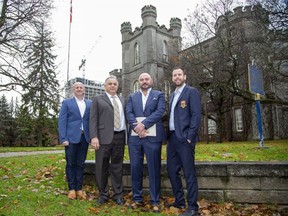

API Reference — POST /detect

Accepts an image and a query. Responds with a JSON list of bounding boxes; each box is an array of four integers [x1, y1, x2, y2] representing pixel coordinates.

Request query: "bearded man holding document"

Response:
[[126, 72, 166, 213]]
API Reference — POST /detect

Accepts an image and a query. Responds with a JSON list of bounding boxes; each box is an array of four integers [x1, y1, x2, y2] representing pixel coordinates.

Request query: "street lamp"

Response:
[[200, 81, 211, 144]]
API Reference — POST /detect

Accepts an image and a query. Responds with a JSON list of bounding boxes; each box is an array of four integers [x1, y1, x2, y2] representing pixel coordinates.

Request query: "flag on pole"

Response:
[[70, 0, 72, 23]]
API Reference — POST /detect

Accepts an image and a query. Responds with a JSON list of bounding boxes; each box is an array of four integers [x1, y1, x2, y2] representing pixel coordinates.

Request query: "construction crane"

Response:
[[79, 35, 102, 80]]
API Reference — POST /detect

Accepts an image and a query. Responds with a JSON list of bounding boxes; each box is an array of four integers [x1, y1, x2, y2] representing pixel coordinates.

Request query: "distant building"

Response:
[[110, 4, 288, 141], [65, 77, 104, 100]]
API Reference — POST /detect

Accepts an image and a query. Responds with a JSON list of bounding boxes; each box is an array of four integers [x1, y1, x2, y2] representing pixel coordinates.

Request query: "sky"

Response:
[[52, 0, 203, 86]]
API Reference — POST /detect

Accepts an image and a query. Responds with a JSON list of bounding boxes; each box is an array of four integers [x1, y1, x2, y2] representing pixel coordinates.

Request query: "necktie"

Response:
[[112, 96, 121, 129]]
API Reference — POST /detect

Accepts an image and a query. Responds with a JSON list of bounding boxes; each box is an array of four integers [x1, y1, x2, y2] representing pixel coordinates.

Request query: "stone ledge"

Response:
[[84, 160, 288, 204]]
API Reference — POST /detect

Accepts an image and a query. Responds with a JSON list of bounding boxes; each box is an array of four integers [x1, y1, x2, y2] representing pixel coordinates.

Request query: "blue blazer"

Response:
[[58, 97, 92, 144], [169, 85, 202, 142], [126, 89, 166, 143]]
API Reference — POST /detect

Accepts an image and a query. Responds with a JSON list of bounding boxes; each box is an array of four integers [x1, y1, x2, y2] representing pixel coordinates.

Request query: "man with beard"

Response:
[[126, 73, 166, 213], [166, 67, 202, 216]]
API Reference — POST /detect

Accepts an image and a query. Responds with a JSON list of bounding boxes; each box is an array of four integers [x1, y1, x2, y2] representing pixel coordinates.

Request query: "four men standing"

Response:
[[58, 68, 201, 215]]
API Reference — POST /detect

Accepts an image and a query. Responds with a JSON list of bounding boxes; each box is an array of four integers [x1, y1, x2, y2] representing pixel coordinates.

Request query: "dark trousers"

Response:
[[95, 131, 125, 200], [128, 140, 162, 205], [65, 134, 89, 191], [166, 132, 199, 211]]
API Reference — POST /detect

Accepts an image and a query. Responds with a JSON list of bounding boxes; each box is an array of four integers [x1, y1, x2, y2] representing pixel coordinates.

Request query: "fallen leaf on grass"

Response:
[[88, 207, 100, 214], [0, 165, 10, 172]]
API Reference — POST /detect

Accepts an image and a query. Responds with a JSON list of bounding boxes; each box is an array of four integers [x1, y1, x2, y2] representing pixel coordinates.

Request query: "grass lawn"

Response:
[[0, 140, 287, 215]]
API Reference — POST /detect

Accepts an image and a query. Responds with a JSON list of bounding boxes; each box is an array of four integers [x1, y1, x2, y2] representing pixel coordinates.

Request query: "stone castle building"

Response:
[[110, 5, 288, 141]]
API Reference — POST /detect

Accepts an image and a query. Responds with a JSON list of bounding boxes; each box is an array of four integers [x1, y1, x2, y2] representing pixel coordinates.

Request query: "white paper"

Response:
[[131, 117, 156, 136]]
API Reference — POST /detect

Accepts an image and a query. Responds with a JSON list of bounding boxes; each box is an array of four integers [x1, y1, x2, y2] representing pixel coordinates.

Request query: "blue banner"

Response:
[[249, 65, 265, 95]]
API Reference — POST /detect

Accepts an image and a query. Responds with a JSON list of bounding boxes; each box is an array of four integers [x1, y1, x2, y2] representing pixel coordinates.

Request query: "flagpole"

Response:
[[66, 0, 72, 82]]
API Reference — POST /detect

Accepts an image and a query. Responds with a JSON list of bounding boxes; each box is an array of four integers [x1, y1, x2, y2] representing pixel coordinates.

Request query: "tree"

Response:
[[0, 0, 53, 93], [19, 21, 60, 147], [0, 94, 13, 146], [179, 0, 288, 141]]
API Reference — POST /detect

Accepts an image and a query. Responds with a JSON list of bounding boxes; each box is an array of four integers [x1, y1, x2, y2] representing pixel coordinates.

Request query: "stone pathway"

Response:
[[0, 150, 65, 158]]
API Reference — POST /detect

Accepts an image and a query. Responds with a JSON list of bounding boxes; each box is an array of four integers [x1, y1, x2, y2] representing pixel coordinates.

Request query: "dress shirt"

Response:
[[106, 92, 126, 131], [169, 84, 186, 131], [75, 97, 86, 130], [140, 88, 151, 111]]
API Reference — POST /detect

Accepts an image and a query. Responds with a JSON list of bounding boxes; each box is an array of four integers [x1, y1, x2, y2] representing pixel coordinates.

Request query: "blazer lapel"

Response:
[[103, 93, 113, 108], [72, 97, 81, 117], [143, 91, 154, 112], [136, 92, 144, 111], [176, 85, 188, 104], [83, 99, 89, 117]]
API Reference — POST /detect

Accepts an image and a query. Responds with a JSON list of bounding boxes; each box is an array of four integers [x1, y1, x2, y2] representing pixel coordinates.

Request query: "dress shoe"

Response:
[[151, 204, 160, 213], [67, 190, 76, 200], [165, 202, 185, 209], [97, 197, 108, 205], [76, 190, 86, 200], [179, 209, 199, 216], [114, 198, 124, 205], [128, 201, 143, 209]]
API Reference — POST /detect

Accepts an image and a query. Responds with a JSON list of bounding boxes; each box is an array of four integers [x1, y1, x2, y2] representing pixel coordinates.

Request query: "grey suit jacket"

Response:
[[89, 93, 125, 144]]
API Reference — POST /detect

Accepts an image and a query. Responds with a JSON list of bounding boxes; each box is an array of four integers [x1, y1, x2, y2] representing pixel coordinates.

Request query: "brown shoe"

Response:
[[76, 190, 86, 200], [128, 201, 143, 209], [152, 205, 160, 213], [68, 190, 76, 199]]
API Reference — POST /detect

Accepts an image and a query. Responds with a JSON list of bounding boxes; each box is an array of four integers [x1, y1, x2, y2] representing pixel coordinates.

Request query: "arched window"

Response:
[[235, 108, 243, 132], [133, 81, 139, 92], [163, 41, 168, 62], [134, 43, 140, 65]]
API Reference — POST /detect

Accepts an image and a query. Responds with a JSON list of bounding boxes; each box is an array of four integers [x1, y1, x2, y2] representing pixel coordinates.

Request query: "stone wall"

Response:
[[84, 161, 288, 204]]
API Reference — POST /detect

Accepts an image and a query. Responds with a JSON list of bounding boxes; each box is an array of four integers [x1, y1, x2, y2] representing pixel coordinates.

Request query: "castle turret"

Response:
[[141, 5, 157, 27], [170, 18, 182, 38], [120, 22, 132, 42], [170, 18, 182, 51]]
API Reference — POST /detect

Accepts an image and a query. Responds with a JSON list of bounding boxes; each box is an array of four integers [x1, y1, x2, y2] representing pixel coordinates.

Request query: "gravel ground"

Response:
[[0, 150, 65, 158]]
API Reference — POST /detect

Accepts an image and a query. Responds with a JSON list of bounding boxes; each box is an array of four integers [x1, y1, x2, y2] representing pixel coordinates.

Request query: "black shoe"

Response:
[[114, 198, 124, 205], [165, 202, 186, 209], [97, 197, 108, 205], [179, 209, 199, 216]]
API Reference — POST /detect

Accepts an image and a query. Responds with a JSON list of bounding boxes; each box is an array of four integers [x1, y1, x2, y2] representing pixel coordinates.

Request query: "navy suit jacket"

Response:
[[169, 85, 202, 142], [126, 89, 166, 143], [58, 97, 92, 144]]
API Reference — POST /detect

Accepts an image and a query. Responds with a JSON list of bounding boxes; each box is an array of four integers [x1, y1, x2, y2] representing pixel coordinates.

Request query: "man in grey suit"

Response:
[[89, 75, 126, 206]]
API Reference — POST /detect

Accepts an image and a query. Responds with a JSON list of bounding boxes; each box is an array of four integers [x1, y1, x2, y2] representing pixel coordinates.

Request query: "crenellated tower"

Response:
[[116, 5, 182, 99]]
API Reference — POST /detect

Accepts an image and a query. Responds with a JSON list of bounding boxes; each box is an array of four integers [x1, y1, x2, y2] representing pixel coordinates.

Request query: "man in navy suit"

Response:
[[166, 68, 202, 216], [126, 73, 166, 213], [58, 82, 92, 200]]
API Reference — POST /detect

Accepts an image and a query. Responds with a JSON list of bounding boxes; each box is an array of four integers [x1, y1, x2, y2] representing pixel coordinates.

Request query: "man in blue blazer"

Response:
[[166, 68, 202, 216], [58, 82, 92, 200], [126, 73, 166, 213]]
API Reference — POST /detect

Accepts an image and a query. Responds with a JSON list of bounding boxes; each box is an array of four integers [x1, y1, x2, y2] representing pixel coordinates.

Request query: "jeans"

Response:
[[65, 134, 89, 191]]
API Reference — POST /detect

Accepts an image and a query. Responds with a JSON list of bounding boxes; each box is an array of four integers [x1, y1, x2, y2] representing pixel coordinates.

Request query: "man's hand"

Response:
[[62, 141, 69, 146], [138, 130, 148, 138], [91, 137, 100, 150], [133, 122, 145, 134]]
